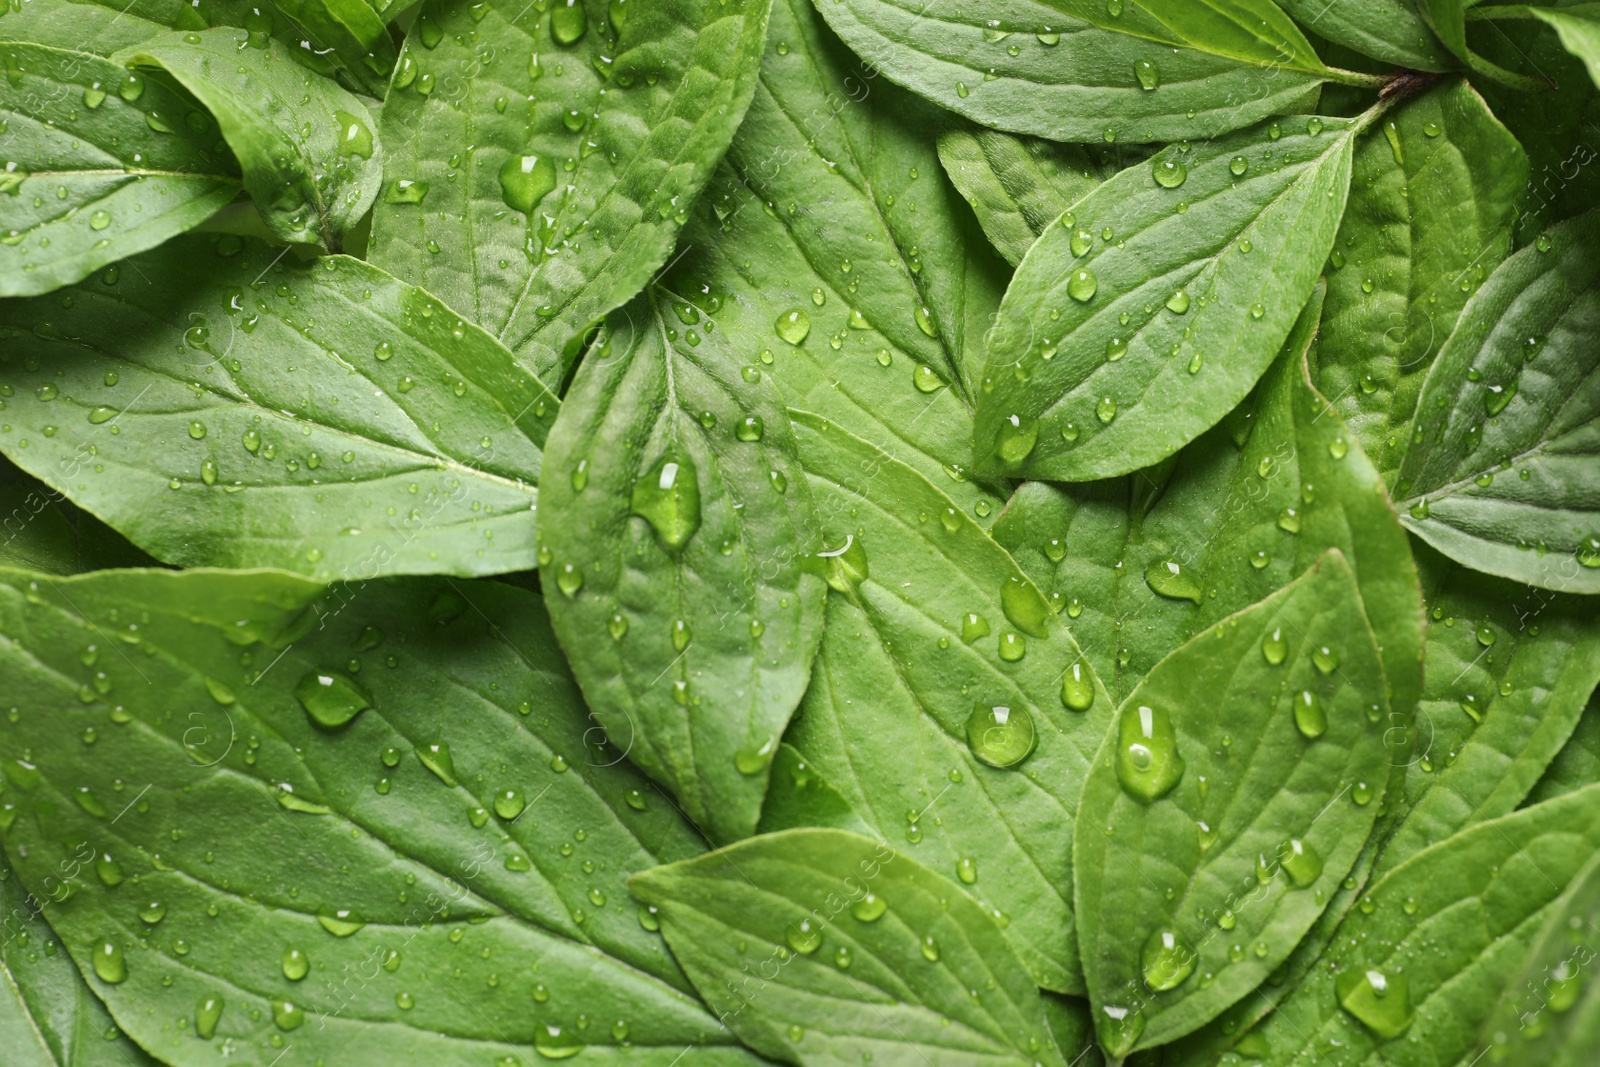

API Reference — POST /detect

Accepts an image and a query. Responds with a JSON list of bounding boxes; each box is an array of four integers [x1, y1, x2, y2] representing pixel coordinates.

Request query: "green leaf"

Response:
[[1393, 206, 1600, 593], [0, 0, 189, 54], [663, 0, 1009, 513], [115, 29, 381, 251], [1417, 0, 1549, 88], [974, 111, 1369, 480], [1277, 0, 1453, 70], [1530, 4, 1600, 90], [990, 288, 1425, 719], [0, 235, 558, 580], [630, 827, 1069, 1067], [1073, 550, 1395, 1054], [0, 566, 762, 1066], [775, 410, 1113, 993], [811, 0, 1341, 144], [537, 289, 826, 845], [0, 849, 164, 1067], [1233, 783, 1600, 1064], [266, 0, 397, 95], [368, 0, 770, 383], [1528, 692, 1600, 805], [936, 124, 1128, 266], [0, 43, 240, 298], [0, 458, 155, 575], [1315, 78, 1528, 486], [1476, 849, 1600, 1064]]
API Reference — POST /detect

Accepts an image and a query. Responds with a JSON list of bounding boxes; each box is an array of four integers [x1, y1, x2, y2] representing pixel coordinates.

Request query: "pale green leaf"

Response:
[[0, 235, 558, 580], [630, 828, 1068, 1067], [369, 0, 770, 383], [537, 288, 826, 844]]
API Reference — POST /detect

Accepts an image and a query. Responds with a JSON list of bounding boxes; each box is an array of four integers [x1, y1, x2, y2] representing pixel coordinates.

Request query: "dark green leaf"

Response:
[[662, 0, 1010, 513], [812, 0, 1348, 144], [1417, 0, 1549, 88], [1528, 692, 1600, 805], [990, 289, 1425, 718], [369, 0, 770, 383], [1235, 783, 1600, 1065], [1393, 206, 1600, 593], [0, 43, 240, 298], [116, 29, 381, 251], [537, 288, 826, 845], [0, 457, 155, 575], [0, 566, 761, 1065], [936, 125, 1126, 266], [1476, 849, 1600, 1065], [1315, 77, 1528, 486], [267, 0, 397, 95], [1277, 0, 1452, 70], [0, 235, 557, 580], [775, 410, 1113, 993], [1530, 4, 1600, 89], [974, 111, 1371, 480], [630, 827, 1068, 1066], [1074, 550, 1395, 1054]]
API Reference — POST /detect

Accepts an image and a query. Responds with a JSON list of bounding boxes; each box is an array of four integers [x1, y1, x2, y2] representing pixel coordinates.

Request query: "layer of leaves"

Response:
[[1531, 4, 1600, 90], [369, 0, 770, 383], [1277, 0, 1452, 70], [0, 566, 761, 1065], [116, 29, 382, 251], [0, 459, 153, 575], [1315, 77, 1528, 485], [811, 0, 1334, 144], [1075, 551, 1394, 1054], [975, 111, 1366, 480], [1393, 206, 1600, 593], [0, 43, 240, 297], [764, 411, 1111, 993], [1529, 693, 1600, 805], [538, 287, 826, 844], [0, 235, 558, 580], [630, 828, 1069, 1066], [663, 0, 1009, 516]]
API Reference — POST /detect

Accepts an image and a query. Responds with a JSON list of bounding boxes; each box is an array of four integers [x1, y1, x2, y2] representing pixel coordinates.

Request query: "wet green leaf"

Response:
[[0, 566, 762, 1066], [368, 0, 770, 383], [975, 111, 1371, 481], [538, 289, 826, 844], [1393, 206, 1600, 593], [812, 0, 1342, 144], [115, 28, 381, 251], [772, 410, 1112, 993], [1278, 0, 1452, 69], [1530, 4, 1600, 90], [1529, 692, 1600, 805], [1074, 550, 1394, 1054], [0, 43, 240, 298], [630, 828, 1069, 1066], [0, 235, 557, 580]]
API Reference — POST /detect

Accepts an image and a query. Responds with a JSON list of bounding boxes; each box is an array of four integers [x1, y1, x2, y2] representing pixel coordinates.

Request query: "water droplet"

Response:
[[281, 946, 309, 981], [139, 900, 166, 925], [1485, 380, 1517, 416], [735, 738, 775, 776], [1067, 269, 1098, 302], [1312, 645, 1339, 673], [1307, 117, 1324, 136], [92, 939, 127, 983], [188, 420, 208, 440], [96, 853, 124, 886], [416, 741, 456, 786], [851, 892, 887, 922], [814, 534, 868, 592], [317, 909, 363, 937], [295, 669, 370, 729], [1153, 159, 1186, 188], [383, 179, 429, 204], [1061, 661, 1095, 711], [1116, 703, 1185, 802], [914, 305, 938, 337], [919, 935, 940, 961], [1279, 838, 1322, 886], [333, 110, 373, 159], [195, 995, 223, 1040], [1069, 228, 1094, 257], [1145, 558, 1202, 603], [1141, 929, 1195, 991], [1261, 627, 1288, 665], [955, 857, 977, 884], [1292, 690, 1326, 739], [1166, 290, 1191, 314], [995, 414, 1038, 466], [736, 415, 765, 442], [913, 364, 945, 392], [1336, 967, 1412, 1038], [498, 154, 556, 215], [494, 789, 525, 820], [556, 563, 583, 598], [550, 0, 587, 44], [1133, 59, 1160, 90], [965, 703, 1037, 768], [1230, 155, 1249, 176], [1001, 576, 1050, 637], [785, 919, 822, 955], [631, 451, 701, 551], [1096, 396, 1118, 423], [960, 612, 990, 643], [772, 307, 811, 345]]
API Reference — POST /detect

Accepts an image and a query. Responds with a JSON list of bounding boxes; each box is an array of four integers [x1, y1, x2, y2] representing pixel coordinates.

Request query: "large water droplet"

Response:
[[1133, 59, 1160, 90], [965, 703, 1037, 768], [1061, 661, 1095, 711], [1292, 690, 1326, 739], [1262, 627, 1288, 665], [550, 0, 586, 44], [92, 939, 127, 983], [1141, 929, 1195, 991], [295, 669, 371, 729], [774, 308, 810, 345], [1336, 967, 1412, 1038], [1067, 269, 1098, 302], [195, 995, 224, 1039], [282, 946, 309, 981], [416, 741, 456, 786], [333, 110, 373, 159], [815, 534, 868, 593], [851, 892, 887, 922], [1145, 558, 1202, 603], [785, 918, 822, 955], [317, 909, 365, 937], [1153, 159, 1186, 188], [1000, 576, 1050, 638], [1279, 838, 1322, 887], [631, 451, 701, 551], [996, 414, 1038, 466], [498, 153, 556, 215], [1116, 703, 1185, 802]]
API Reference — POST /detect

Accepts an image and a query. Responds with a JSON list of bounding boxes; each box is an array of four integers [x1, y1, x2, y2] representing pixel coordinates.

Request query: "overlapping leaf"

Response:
[[0, 566, 761, 1066], [0, 43, 240, 297], [630, 828, 1068, 1067], [1529, 693, 1600, 805], [975, 110, 1371, 480], [0, 235, 558, 580], [1315, 77, 1528, 484], [1531, 4, 1600, 90], [1277, 0, 1452, 70], [1393, 206, 1600, 593], [0, 458, 153, 574], [811, 0, 1346, 144], [369, 0, 770, 383], [662, 0, 1010, 515], [114, 29, 381, 250], [1074, 551, 1395, 1055], [762, 411, 1112, 993], [538, 288, 826, 844]]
